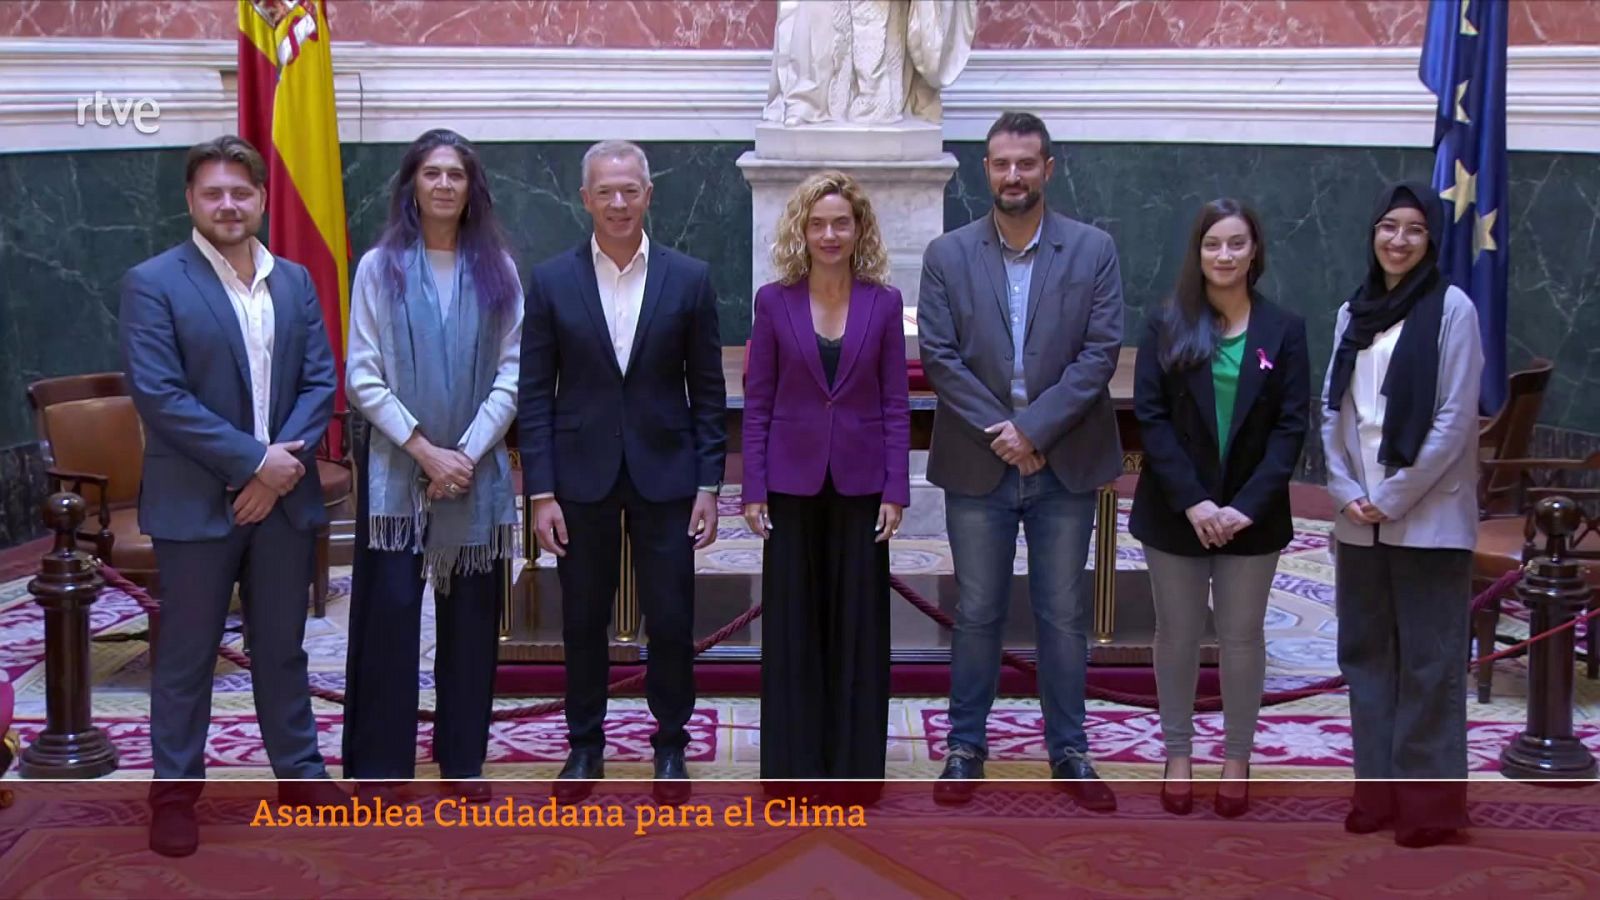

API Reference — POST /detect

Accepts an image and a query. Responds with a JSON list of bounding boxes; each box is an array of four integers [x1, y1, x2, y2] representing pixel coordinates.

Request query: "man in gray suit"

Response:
[[918, 112, 1123, 810], [119, 136, 344, 856]]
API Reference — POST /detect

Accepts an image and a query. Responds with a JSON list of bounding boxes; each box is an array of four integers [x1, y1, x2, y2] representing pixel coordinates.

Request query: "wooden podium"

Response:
[[499, 347, 1216, 666]]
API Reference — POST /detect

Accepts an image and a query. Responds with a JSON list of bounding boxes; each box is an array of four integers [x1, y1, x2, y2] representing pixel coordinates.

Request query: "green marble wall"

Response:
[[2, 140, 1597, 547]]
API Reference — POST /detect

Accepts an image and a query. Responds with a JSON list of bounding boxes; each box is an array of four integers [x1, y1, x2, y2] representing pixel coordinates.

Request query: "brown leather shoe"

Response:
[[148, 800, 198, 858]]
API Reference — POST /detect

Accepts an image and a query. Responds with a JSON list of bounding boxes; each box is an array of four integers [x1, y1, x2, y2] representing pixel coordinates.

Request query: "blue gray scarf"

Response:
[[365, 243, 517, 594]]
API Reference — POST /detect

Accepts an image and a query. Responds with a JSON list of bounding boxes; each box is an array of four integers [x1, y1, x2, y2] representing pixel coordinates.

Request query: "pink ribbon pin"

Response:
[[1257, 348, 1274, 371]]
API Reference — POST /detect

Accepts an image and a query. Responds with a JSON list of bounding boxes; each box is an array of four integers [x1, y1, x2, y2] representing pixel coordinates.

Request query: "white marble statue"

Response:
[[763, 0, 978, 127]]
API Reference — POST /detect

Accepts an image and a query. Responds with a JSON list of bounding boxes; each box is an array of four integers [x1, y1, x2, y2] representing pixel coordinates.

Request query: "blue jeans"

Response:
[[945, 467, 1097, 765]]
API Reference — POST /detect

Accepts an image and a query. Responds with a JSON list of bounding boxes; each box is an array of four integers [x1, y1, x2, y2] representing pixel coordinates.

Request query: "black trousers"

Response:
[[1336, 541, 1472, 831], [341, 550, 502, 780], [761, 480, 890, 779], [557, 463, 696, 753], [150, 508, 326, 792], [341, 434, 502, 780]]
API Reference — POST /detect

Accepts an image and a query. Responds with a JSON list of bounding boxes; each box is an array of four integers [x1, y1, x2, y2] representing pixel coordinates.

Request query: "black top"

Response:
[[817, 332, 843, 388], [1127, 297, 1312, 557]]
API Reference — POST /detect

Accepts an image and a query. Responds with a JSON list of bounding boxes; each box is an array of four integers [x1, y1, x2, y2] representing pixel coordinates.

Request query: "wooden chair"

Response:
[[27, 373, 345, 617], [312, 410, 354, 617], [1472, 452, 1600, 702], [1478, 358, 1554, 518], [26, 374, 158, 591]]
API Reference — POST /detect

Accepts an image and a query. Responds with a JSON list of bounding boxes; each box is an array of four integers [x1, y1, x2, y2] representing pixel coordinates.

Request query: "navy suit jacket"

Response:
[[118, 239, 336, 541], [517, 240, 727, 504]]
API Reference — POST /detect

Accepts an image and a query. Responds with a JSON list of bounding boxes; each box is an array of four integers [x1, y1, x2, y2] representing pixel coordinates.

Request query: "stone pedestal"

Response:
[[736, 121, 958, 312]]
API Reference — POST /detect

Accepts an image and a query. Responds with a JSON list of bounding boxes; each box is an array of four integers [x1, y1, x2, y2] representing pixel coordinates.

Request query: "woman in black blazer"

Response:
[[1129, 199, 1310, 818]]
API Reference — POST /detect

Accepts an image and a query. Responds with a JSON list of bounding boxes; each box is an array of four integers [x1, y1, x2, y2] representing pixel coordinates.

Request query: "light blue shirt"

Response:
[[995, 215, 1043, 411]]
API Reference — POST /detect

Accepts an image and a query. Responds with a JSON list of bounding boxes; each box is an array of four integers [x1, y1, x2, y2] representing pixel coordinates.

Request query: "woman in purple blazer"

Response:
[[742, 170, 911, 781]]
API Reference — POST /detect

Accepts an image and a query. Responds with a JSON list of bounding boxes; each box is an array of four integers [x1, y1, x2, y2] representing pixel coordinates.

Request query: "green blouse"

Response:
[[1213, 331, 1248, 455]]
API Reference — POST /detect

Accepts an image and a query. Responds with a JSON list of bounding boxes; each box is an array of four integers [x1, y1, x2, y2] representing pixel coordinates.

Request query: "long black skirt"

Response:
[[760, 479, 891, 780]]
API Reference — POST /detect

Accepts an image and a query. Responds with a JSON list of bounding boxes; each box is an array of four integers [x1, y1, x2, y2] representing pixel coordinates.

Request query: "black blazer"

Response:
[[1128, 296, 1310, 557], [517, 240, 727, 504]]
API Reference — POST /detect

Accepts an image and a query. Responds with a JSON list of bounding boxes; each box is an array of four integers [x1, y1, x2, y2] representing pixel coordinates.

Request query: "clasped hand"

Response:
[[1342, 498, 1389, 526], [1184, 500, 1254, 548], [406, 433, 475, 502], [986, 420, 1047, 475], [234, 440, 306, 525]]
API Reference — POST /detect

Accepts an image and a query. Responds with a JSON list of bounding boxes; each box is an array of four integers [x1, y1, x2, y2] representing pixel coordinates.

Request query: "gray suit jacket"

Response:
[[119, 239, 336, 542], [917, 210, 1125, 496], [1321, 285, 1483, 551]]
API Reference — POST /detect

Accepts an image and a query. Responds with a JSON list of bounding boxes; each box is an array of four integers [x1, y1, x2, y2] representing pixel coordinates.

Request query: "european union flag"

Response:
[[1421, 0, 1509, 414]]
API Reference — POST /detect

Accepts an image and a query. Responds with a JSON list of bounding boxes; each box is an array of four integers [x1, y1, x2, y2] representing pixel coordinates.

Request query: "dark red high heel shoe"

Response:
[[1214, 762, 1250, 818], [1160, 759, 1193, 816]]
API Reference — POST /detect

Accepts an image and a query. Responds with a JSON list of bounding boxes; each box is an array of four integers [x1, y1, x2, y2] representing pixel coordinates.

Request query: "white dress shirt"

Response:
[[192, 228, 275, 470], [345, 247, 524, 463], [592, 232, 650, 373], [1352, 320, 1405, 496]]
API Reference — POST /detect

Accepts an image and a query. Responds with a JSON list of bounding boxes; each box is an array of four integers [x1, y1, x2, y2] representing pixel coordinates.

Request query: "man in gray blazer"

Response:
[[918, 112, 1124, 810], [119, 136, 344, 857]]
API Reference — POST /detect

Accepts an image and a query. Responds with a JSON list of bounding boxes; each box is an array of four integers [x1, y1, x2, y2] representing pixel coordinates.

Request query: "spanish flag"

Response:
[[237, 0, 351, 417]]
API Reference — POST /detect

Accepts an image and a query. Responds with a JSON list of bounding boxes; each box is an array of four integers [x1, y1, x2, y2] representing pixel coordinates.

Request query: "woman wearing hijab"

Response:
[[1130, 198, 1309, 818], [343, 129, 523, 799], [1322, 181, 1483, 847]]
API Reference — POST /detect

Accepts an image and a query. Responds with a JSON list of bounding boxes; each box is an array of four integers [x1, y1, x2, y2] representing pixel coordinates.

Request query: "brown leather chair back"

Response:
[[41, 396, 145, 506], [27, 373, 131, 468]]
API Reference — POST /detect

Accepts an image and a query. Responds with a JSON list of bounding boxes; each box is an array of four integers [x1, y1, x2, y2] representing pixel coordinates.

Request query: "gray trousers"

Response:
[[150, 507, 327, 785], [1335, 542, 1471, 828], [1144, 545, 1279, 760]]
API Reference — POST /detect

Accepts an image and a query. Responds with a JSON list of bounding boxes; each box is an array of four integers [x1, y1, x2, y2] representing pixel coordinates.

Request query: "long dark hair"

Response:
[[374, 128, 517, 318], [1156, 198, 1267, 371]]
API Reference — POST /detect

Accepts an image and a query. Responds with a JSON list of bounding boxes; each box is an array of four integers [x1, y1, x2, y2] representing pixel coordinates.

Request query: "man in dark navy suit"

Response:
[[518, 140, 726, 805], [119, 136, 344, 856]]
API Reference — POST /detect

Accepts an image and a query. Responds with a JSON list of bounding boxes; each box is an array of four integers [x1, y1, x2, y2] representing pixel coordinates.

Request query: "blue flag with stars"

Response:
[[1421, 0, 1508, 414]]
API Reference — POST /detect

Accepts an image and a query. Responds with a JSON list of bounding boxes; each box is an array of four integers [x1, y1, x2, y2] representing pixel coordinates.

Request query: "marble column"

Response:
[[736, 121, 957, 313], [736, 121, 957, 533]]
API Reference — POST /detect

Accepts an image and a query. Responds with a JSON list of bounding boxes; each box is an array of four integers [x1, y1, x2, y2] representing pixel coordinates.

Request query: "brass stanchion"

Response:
[[614, 511, 641, 643], [1500, 497, 1598, 780], [19, 492, 118, 779], [1091, 485, 1117, 645]]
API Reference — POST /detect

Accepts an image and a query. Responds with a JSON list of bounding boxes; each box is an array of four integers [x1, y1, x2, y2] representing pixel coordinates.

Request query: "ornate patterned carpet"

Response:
[[3, 497, 1597, 780]]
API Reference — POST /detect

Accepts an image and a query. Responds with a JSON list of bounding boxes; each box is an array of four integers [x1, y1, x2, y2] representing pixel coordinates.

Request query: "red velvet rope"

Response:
[[91, 558, 1561, 722]]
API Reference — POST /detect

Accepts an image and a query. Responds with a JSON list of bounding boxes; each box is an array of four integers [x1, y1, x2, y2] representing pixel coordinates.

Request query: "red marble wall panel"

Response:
[[973, 0, 1600, 49], [4, 0, 1594, 47], [1, 0, 775, 47]]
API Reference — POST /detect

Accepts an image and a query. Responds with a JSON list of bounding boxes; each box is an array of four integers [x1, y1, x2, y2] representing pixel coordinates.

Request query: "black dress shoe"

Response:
[[149, 800, 199, 858], [1051, 754, 1117, 813], [443, 780, 493, 804], [552, 750, 604, 804], [278, 778, 349, 807], [355, 781, 414, 805], [652, 750, 691, 806], [1396, 827, 1462, 849], [1344, 807, 1394, 835], [932, 752, 984, 806]]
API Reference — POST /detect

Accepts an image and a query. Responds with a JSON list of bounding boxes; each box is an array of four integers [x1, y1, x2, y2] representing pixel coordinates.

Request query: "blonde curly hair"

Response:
[[770, 170, 890, 286]]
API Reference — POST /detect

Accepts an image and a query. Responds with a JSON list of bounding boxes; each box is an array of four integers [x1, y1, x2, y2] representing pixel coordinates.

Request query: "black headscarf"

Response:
[[1325, 181, 1448, 469]]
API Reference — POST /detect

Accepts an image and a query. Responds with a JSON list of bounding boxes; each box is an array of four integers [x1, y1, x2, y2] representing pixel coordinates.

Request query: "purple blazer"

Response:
[[742, 278, 911, 507]]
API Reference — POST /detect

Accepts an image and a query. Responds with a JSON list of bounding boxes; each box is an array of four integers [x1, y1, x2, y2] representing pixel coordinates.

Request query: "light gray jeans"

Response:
[[1143, 545, 1279, 761]]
